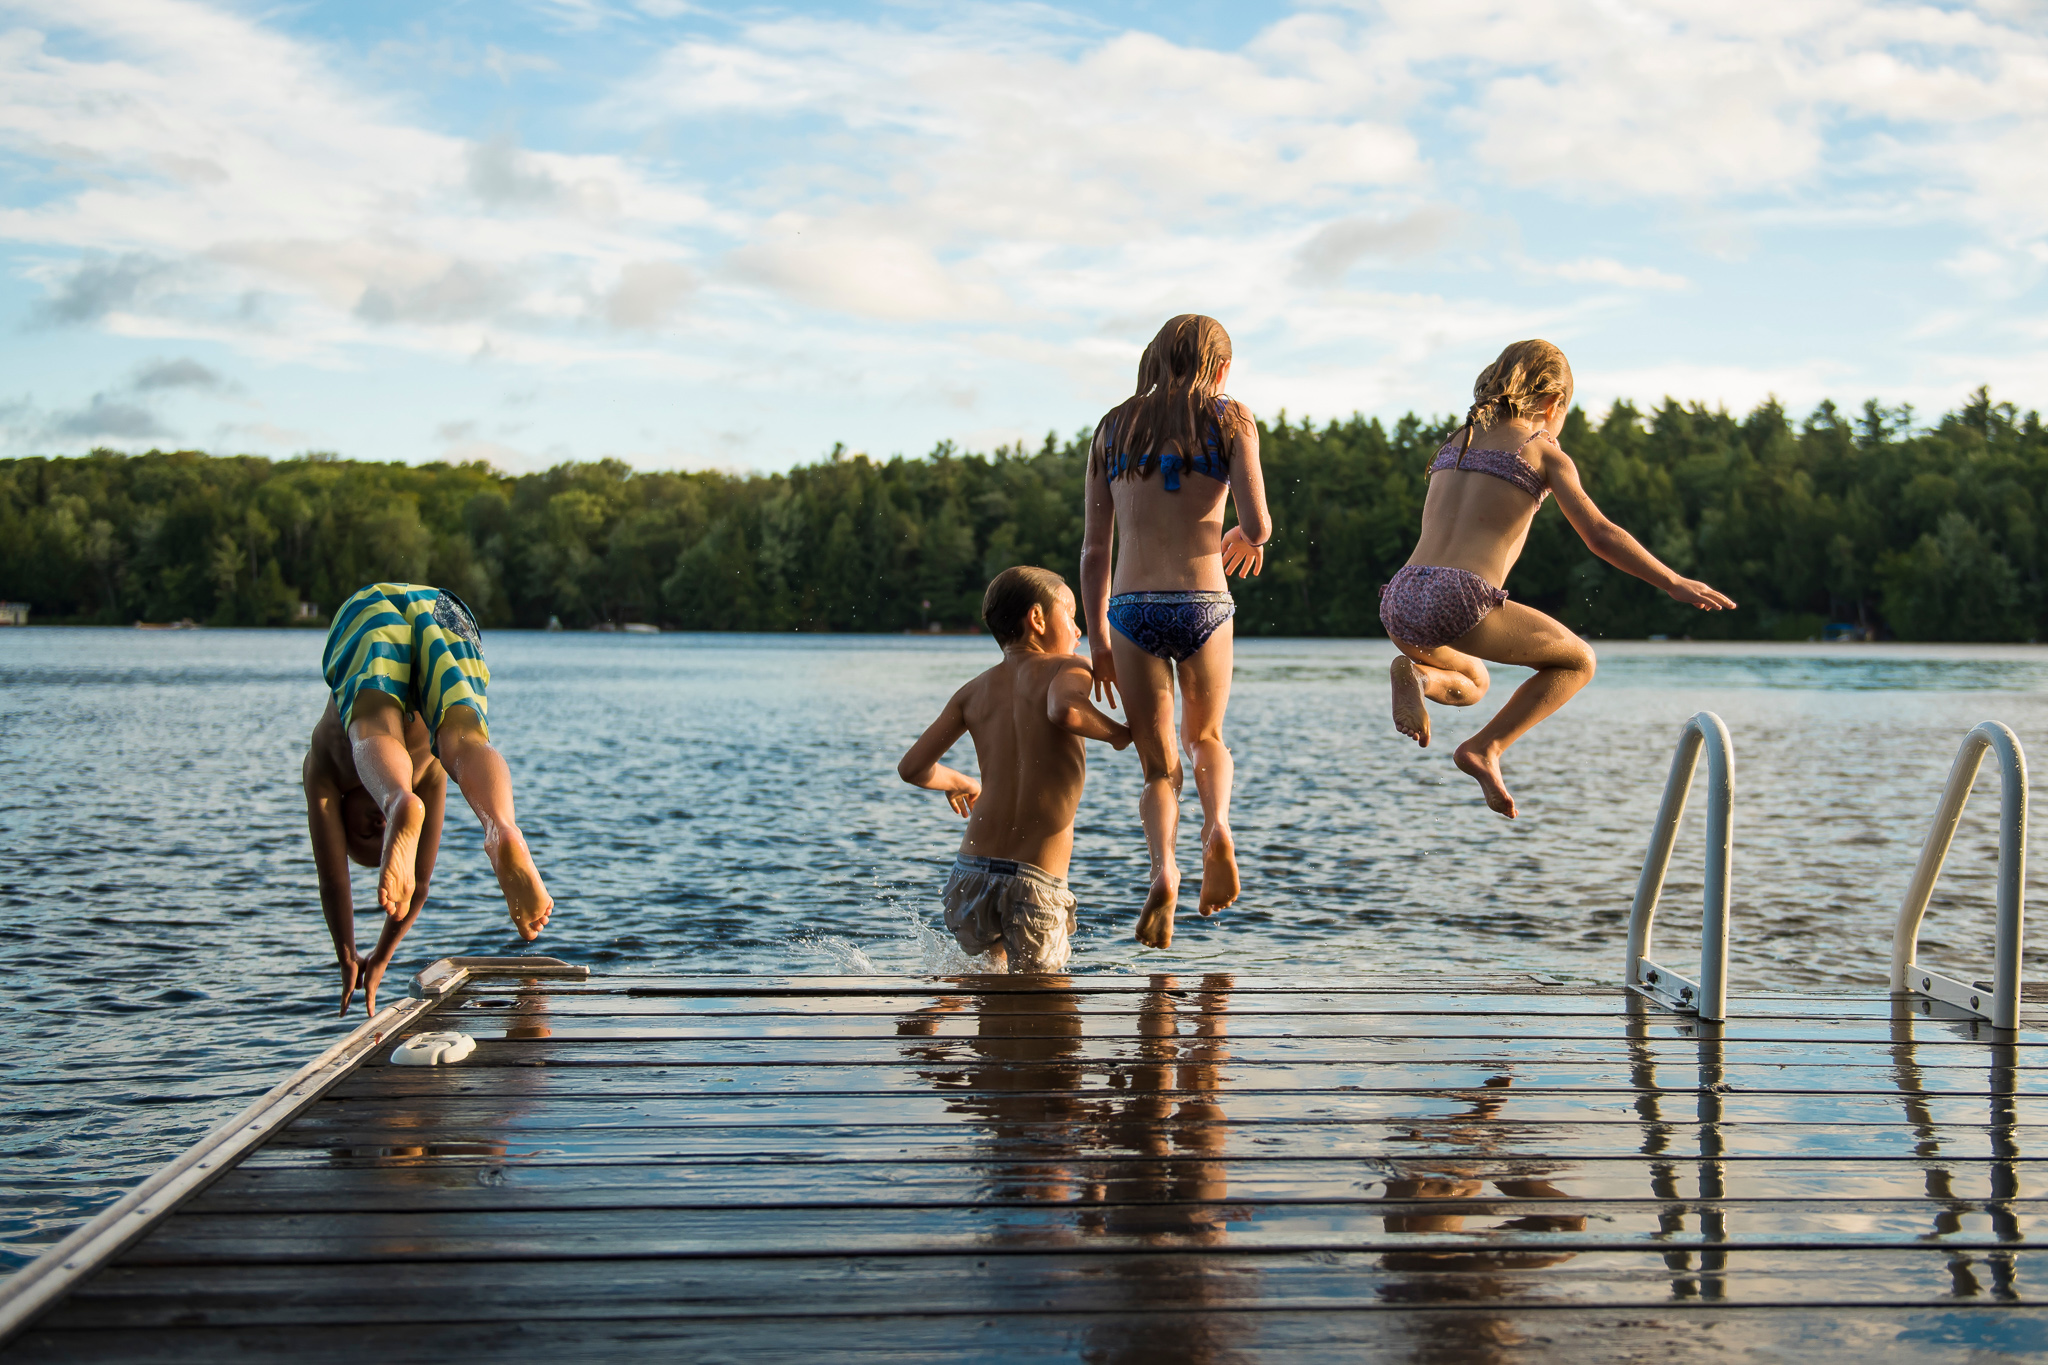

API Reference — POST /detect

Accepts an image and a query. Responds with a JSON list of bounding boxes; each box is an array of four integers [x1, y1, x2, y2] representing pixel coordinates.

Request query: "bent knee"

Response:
[[435, 726, 485, 765], [1441, 665, 1489, 705], [344, 690, 408, 741]]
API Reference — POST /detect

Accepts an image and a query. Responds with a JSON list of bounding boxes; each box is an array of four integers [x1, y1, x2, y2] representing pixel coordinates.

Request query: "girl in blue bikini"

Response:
[[1382, 340, 1735, 818], [1081, 314, 1273, 949]]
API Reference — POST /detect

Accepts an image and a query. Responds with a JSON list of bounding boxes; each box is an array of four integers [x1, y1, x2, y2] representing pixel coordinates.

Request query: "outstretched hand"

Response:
[[1221, 525, 1265, 578], [337, 948, 398, 1017], [1090, 645, 1119, 709], [335, 952, 364, 1018], [1668, 578, 1737, 611], [359, 954, 392, 1016]]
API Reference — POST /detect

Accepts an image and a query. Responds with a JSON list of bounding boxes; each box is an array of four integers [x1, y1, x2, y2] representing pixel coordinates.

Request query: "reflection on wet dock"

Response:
[[10, 971, 2048, 1362]]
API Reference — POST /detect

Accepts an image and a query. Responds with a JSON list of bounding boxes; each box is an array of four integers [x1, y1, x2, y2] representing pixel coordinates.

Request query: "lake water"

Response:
[[3, 627, 2047, 1272]]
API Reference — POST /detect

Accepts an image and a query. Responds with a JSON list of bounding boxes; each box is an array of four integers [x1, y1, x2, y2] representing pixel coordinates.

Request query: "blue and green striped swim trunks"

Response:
[[322, 583, 489, 746]]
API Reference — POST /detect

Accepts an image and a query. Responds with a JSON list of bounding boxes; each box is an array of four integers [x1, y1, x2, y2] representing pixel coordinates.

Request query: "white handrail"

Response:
[[1626, 712, 1734, 1022], [1890, 722, 2027, 1031]]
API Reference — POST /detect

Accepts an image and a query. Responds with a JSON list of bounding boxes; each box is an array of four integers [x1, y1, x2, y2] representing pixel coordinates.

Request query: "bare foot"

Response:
[[377, 793, 426, 916], [1390, 657, 1430, 747], [1454, 741, 1517, 818], [487, 826, 553, 941], [1135, 868, 1179, 949], [1198, 826, 1239, 916], [335, 953, 363, 1018]]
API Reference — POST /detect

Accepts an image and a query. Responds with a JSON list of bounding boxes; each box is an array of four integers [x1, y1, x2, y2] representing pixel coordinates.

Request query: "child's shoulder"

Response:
[[1006, 649, 1089, 688], [1526, 428, 1574, 469]]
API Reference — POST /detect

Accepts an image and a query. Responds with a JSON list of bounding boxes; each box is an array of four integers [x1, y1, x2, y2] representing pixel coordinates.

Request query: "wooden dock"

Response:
[[5, 961, 2048, 1362]]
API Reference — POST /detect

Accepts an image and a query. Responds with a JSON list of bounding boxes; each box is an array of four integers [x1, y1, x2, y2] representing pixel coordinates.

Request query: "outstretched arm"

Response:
[[1048, 660, 1132, 748], [898, 690, 981, 817], [357, 763, 446, 1015], [1079, 424, 1119, 707], [1221, 402, 1272, 578], [1542, 439, 1737, 611], [303, 749, 366, 1017]]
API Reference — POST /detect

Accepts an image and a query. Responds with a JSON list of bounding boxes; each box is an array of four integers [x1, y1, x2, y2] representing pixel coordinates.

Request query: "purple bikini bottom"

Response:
[[1379, 565, 1508, 650]]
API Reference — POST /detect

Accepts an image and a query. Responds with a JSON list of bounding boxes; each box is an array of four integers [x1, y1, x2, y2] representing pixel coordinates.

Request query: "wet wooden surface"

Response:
[[11, 973, 2048, 1363]]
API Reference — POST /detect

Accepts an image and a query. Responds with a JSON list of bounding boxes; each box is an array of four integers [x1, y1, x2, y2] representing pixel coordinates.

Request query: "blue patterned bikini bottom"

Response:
[[1106, 590, 1237, 663]]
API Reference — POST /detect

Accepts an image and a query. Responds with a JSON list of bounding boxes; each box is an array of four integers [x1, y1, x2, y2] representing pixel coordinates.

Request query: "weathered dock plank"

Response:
[[21, 1307, 2048, 1365], [5, 968, 2044, 1363], [36, 1251, 2048, 1328], [180, 1158, 2048, 1210]]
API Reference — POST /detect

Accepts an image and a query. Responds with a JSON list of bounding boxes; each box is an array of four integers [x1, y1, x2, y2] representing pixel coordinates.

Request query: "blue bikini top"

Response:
[[1101, 396, 1233, 491]]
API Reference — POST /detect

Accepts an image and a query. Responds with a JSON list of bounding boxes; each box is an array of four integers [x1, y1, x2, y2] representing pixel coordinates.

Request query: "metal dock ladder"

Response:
[[1626, 710, 1734, 1022], [1891, 720, 2029, 1029]]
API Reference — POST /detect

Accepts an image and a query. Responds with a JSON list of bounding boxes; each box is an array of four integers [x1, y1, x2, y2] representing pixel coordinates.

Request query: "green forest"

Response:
[[2, 388, 2043, 641]]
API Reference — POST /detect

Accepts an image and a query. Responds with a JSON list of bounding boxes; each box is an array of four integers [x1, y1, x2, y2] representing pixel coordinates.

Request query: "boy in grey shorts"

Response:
[[899, 566, 1131, 971]]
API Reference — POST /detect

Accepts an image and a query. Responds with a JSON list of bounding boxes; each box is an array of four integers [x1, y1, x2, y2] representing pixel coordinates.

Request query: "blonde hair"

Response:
[[1460, 340, 1574, 457], [1094, 314, 1248, 479]]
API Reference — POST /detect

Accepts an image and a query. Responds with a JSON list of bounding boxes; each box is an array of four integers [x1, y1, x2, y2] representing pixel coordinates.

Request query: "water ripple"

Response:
[[2, 630, 2045, 1270]]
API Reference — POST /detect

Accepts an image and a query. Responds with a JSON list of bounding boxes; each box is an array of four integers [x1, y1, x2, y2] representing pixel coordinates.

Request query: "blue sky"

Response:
[[1, 0, 2043, 473]]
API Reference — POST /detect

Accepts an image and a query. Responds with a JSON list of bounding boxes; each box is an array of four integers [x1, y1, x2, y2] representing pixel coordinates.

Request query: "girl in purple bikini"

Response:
[[1382, 339, 1735, 818], [1080, 314, 1273, 950]]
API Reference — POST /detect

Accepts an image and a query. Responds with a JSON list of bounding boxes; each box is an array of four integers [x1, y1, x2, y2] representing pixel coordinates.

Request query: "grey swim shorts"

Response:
[[941, 854, 1078, 973]]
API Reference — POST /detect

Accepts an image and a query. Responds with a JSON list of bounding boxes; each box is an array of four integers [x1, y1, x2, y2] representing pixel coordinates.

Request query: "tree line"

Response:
[[2, 388, 2042, 641]]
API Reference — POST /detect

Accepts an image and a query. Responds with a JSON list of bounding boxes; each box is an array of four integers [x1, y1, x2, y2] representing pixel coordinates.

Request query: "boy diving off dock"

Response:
[[304, 582, 552, 1016], [898, 566, 1132, 972]]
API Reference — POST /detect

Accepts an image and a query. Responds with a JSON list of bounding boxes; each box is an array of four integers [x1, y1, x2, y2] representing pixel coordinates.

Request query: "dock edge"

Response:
[[0, 955, 587, 1344]]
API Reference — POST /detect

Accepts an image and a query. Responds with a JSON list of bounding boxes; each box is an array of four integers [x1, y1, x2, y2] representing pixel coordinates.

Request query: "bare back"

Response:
[[1406, 422, 1560, 587], [1105, 458, 1232, 592], [1092, 399, 1264, 593], [954, 653, 1091, 876]]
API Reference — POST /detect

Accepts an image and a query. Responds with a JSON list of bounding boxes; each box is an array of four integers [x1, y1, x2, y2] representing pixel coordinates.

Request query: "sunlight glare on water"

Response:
[[3, 627, 2048, 1269]]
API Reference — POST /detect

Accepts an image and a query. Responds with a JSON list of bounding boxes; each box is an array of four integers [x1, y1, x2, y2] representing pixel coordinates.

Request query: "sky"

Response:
[[0, 0, 2044, 474]]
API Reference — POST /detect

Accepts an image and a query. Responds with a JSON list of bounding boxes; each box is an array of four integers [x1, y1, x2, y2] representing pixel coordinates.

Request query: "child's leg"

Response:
[[435, 707, 554, 940], [1442, 602, 1596, 819], [1110, 632, 1182, 949], [1176, 620, 1238, 917], [1388, 643, 1490, 748], [346, 692, 428, 917]]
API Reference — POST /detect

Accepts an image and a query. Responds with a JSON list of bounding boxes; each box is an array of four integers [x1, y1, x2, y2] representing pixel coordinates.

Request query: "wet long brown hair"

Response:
[[1093, 314, 1247, 479], [1458, 339, 1574, 459]]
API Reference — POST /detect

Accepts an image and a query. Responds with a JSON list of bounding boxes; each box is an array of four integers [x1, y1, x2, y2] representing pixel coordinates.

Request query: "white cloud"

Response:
[[132, 356, 226, 390], [1294, 206, 1463, 284], [47, 391, 169, 439], [603, 260, 696, 329], [1, 0, 2044, 466], [0, 0, 716, 365], [1538, 257, 1691, 292]]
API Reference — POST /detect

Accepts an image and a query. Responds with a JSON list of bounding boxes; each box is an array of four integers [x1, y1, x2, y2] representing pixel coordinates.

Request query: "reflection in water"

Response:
[[1371, 1065, 1586, 1365], [1622, 996, 1727, 1302], [1887, 999, 2023, 1300], [898, 975, 1248, 1364], [325, 989, 555, 1170], [16, 631, 2048, 1262], [884, 981, 2038, 1356]]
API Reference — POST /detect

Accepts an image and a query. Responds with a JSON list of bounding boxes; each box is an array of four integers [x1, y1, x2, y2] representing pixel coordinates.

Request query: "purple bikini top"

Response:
[[1427, 430, 1550, 505]]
